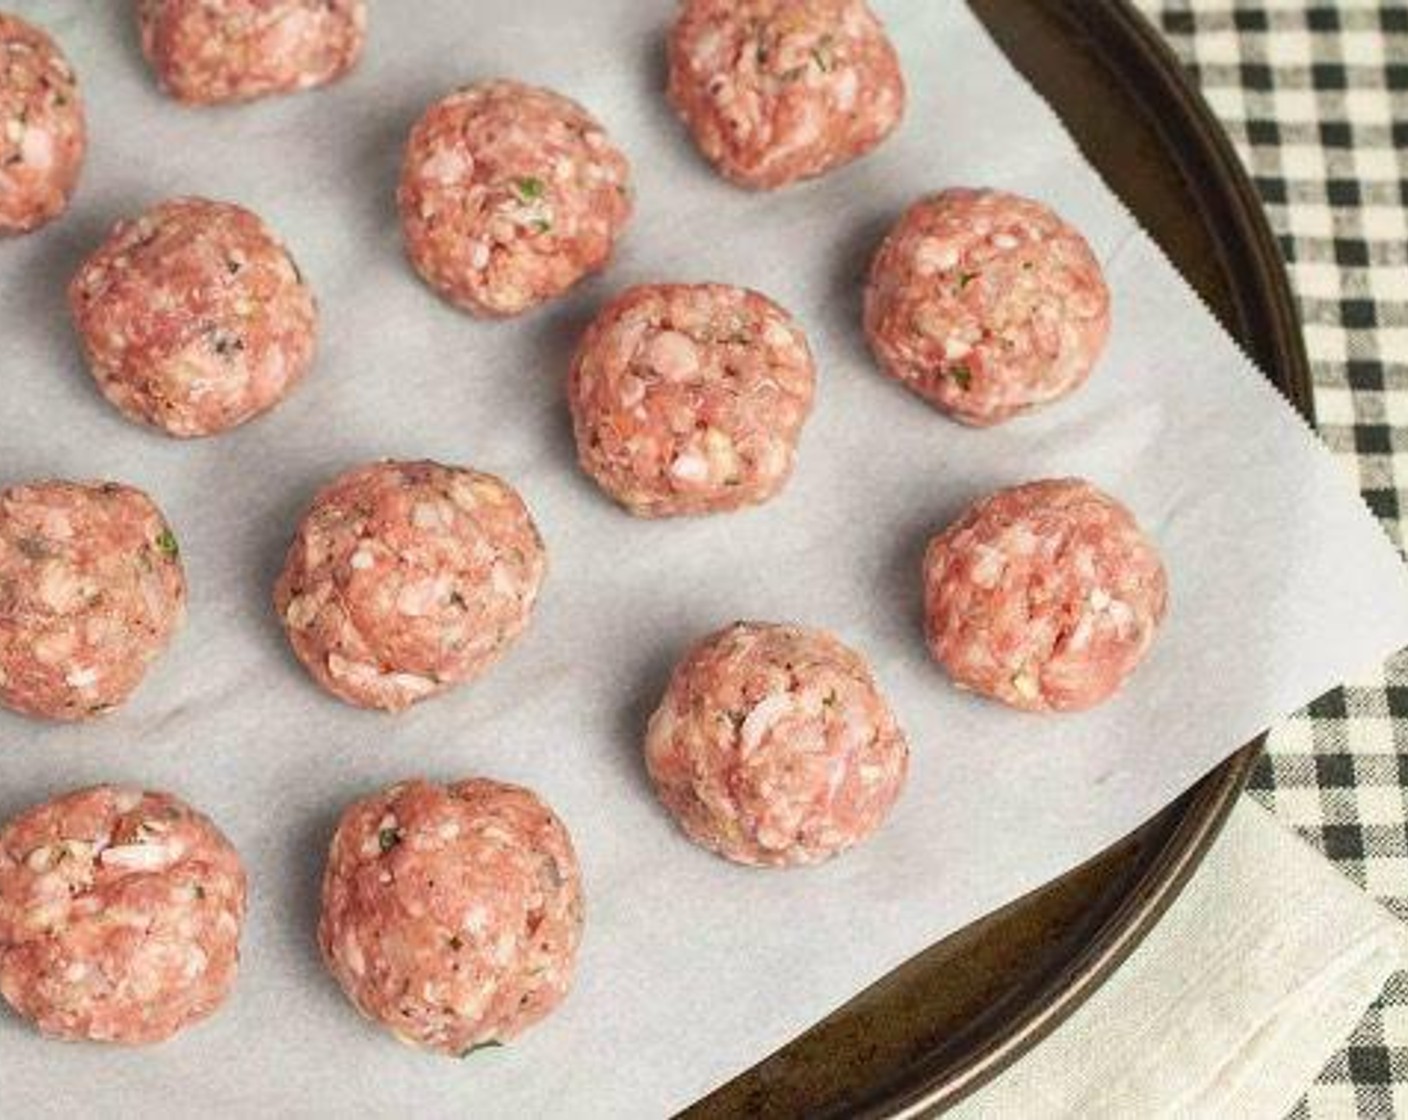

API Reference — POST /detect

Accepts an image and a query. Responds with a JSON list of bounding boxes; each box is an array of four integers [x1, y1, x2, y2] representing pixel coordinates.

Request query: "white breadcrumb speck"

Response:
[[1010, 669, 1040, 701], [669, 452, 709, 483], [740, 693, 795, 754], [99, 843, 175, 872]]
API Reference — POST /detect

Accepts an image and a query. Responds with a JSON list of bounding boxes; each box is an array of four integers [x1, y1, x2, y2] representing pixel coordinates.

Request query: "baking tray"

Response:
[[689, 2, 1314, 1115]]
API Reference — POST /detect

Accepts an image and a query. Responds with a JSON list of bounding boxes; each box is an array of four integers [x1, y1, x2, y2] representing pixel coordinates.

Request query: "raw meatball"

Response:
[[69, 197, 318, 438], [645, 622, 908, 867], [137, 0, 366, 105], [923, 479, 1168, 712], [0, 13, 85, 234], [568, 283, 816, 517], [0, 480, 186, 722], [865, 189, 1111, 426], [319, 778, 584, 1056], [398, 80, 633, 317], [666, 0, 905, 190], [274, 460, 546, 712], [0, 785, 247, 1044]]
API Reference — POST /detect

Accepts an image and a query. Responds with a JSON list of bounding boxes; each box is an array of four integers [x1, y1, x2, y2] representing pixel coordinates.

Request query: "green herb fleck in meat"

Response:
[[155, 529, 179, 558], [811, 35, 837, 73], [947, 365, 973, 391], [460, 1040, 503, 1059], [512, 176, 546, 202], [753, 26, 770, 67], [378, 827, 401, 853]]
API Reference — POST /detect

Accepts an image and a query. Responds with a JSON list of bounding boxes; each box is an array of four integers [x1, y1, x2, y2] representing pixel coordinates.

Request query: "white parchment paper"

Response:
[[2, 2, 1407, 1116]]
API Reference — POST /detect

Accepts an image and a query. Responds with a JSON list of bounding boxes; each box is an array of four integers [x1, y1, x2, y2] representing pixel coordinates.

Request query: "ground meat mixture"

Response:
[[666, 0, 905, 189], [319, 778, 584, 1056], [69, 197, 318, 438], [923, 478, 1168, 712], [0, 785, 247, 1044], [0, 13, 85, 234], [568, 283, 817, 517], [645, 622, 909, 867], [398, 79, 633, 317], [864, 188, 1111, 426], [0, 480, 186, 722], [137, 0, 366, 105], [274, 460, 546, 713]]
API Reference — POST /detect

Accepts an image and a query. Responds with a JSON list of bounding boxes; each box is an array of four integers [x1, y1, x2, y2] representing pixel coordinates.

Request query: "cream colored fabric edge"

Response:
[[951, 799, 1408, 1119]]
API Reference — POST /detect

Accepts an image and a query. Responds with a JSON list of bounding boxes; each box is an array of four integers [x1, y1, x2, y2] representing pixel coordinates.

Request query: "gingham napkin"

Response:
[[1134, 3, 1408, 1108], [951, 798, 1408, 1119]]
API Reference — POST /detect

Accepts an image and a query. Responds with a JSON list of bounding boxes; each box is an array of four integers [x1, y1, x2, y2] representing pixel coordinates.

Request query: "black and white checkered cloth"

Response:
[[1140, 3, 1408, 1114]]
